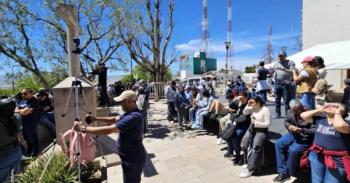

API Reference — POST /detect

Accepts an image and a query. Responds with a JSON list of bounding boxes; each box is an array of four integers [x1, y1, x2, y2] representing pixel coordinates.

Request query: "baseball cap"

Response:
[[113, 90, 137, 102], [302, 56, 314, 63], [278, 50, 287, 57]]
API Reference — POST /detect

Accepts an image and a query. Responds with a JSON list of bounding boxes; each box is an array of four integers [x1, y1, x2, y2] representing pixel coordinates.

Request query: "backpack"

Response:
[[219, 123, 236, 141], [312, 79, 328, 95], [61, 129, 96, 165]]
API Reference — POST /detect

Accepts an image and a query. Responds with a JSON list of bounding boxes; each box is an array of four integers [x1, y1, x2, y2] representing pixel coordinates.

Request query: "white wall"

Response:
[[303, 0, 350, 49]]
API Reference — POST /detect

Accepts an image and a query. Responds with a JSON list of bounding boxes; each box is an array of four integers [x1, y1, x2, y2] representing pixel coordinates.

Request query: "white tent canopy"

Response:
[[288, 40, 350, 70]]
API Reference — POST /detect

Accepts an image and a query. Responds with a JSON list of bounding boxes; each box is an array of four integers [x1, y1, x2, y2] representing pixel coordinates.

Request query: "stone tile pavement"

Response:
[[106, 100, 298, 183]]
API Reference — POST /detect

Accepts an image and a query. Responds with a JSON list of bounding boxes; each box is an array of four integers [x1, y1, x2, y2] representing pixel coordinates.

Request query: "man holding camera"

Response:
[[91, 63, 108, 106], [74, 90, 146, 183]]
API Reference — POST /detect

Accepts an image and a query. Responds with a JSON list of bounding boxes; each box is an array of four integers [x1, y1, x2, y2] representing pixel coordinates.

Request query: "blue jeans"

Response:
[[290, 83, 296, 100], [300, 92, 316, 110], [309, 151, 347, 183], [226, 127, 247, 157], [257, 90, 267, 102], [275, 134, 309, 176], [0, 146, 22, 182], [39, 114, 56, 138], [192, 108, 208, 129], [274, 83, 291, 116]]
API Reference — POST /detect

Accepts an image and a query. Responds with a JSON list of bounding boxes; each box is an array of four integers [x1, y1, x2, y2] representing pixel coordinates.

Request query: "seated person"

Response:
[[37, 92, 56, 138], [189, 87, 200, 124], [274, 99, 315, 182], [208, 95, 235, 118], [191, 90, 214, 129], [220, 92, 250, 160], [240, 96, 271, 178], [300, 103, 350, 183]]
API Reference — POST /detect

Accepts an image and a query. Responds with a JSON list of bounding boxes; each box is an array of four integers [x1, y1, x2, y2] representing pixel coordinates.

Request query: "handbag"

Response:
[[219, 123, 236, 141]]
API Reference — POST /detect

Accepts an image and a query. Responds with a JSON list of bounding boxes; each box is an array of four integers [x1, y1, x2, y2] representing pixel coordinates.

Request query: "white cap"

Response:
[[113, 90, 137, 102]]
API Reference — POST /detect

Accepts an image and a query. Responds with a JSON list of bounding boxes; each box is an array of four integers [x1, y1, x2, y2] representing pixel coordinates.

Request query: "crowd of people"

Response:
[[0, 88, 55, 181], [1, 50, 350, 182], [162, 50, 350, 182]]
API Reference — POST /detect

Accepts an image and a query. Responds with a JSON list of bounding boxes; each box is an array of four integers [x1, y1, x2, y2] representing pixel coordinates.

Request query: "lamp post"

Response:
[[11, 65, 19, 95], [224, 41, 231, 80]]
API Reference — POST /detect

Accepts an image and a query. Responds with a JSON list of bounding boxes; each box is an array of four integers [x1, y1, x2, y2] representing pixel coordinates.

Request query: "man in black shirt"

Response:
[[91, 63, 108, 106], [16, 88, 41, 156]]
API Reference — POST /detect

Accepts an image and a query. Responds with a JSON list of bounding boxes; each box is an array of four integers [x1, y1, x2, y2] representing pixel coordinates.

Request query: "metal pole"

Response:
[[225, 48, 228, 80], [224, 42, 230, 80]]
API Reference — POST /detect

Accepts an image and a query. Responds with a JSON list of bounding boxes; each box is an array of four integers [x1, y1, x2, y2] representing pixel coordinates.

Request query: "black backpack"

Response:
[[219, 123, 236, 141]]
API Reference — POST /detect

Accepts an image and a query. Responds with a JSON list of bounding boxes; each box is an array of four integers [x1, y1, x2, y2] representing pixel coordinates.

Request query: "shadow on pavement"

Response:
[[143, 152, 158, 177], [144, 123, 171, 139]]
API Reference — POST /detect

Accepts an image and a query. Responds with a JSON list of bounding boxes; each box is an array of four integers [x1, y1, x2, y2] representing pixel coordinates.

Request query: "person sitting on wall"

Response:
[[222, 92, 250, 163], [273, 99, 315, 182], [191, 89, 214, 129], [300, 103, 350, 183], [240, 96, 271, 178]]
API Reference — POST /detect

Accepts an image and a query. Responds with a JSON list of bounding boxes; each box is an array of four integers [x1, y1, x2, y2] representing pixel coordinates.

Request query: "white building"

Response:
[[292, 0, 350, 90]]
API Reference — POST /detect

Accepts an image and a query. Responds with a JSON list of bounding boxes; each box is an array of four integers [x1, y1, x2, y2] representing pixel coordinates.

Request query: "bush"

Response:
[[16, 152, 77, 183], [0, 88, 14, 97]]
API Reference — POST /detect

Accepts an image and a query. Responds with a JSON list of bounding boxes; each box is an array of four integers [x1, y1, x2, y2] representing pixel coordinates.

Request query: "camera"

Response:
[[72, 38, 82, 54]]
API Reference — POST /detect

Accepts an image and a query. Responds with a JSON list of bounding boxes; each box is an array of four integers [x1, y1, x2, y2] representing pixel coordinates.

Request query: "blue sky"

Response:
[[0, 0, 302, 76], [170, 0, 302, 72]]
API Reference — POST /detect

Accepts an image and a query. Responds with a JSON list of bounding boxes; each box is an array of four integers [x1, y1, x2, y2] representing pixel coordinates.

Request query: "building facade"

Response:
[[303, 0, 350, 49], [302, 0, 350, 89]]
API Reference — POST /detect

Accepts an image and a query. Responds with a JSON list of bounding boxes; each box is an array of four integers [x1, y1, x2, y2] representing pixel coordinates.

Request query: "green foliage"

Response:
[[133, 65, 152, 81], [245, 65, 257, 73], [4, 68, 68, 94], [164, 68, 173, 82], [0, 88, 14, 97], [121, 74, 134, 84], [121, 65, 173, 83], [16, 152, 77, 183]]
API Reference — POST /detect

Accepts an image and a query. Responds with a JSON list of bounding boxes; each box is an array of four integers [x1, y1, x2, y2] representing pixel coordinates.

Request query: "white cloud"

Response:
[[175, 39, 255, 54]]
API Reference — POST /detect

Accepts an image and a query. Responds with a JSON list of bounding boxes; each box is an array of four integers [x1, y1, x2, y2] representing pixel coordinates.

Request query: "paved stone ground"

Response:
[[106, 100, 299, 183]]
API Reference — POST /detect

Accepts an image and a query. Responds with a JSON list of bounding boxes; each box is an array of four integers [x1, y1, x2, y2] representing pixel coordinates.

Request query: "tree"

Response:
[[121, 65, 172, 84], [0, 0, 126, 88], [117, 0, 176, 83], [245, 65, 257, 73]]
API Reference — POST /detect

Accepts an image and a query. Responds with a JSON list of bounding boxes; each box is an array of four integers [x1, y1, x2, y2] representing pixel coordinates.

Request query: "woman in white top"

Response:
[[239, 96, 271, 178]]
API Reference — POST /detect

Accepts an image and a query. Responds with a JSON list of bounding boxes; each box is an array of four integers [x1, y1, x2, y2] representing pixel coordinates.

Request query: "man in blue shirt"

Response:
[[74, 90, 146, 183]]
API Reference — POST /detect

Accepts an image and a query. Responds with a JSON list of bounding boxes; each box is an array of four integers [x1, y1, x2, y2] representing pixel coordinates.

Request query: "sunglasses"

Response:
[[21, 92, 28, 95]]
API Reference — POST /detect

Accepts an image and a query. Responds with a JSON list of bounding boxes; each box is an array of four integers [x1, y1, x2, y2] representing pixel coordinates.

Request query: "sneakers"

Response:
[[224, 152, 233, 158], [217, 138, 225, 145], [273, 174, 290, 182], [239, 166, 253, 178]]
